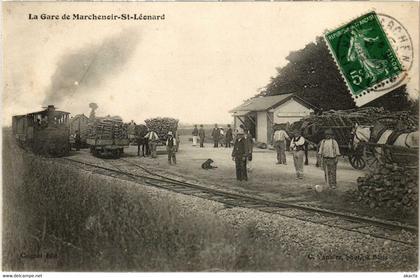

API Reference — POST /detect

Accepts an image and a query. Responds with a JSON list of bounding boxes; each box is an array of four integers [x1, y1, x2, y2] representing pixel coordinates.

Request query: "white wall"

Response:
[[232, 99, 313, 144], [256, 111, 267, 143], [271, 99, 313, 125]]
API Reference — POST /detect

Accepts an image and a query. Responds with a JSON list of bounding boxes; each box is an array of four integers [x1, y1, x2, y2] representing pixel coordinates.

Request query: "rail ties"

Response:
[[61, 156, 417, 247]]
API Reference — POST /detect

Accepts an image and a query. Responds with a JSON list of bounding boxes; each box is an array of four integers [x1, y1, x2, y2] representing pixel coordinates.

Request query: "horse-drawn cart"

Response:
[[351, 140, 419, 170], [292, 108, 418, 170]]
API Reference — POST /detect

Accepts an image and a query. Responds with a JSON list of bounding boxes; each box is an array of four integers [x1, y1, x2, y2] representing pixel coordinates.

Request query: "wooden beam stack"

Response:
[[88, 116, 128, 140], [144, 117, 179, 142]]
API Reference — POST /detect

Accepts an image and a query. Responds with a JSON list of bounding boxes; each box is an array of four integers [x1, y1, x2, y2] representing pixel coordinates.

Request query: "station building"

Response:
[[229, 94, 317, 144]]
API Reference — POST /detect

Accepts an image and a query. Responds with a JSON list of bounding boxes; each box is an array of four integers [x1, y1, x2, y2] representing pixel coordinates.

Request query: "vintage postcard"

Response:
[[1, 1, 419, 274]]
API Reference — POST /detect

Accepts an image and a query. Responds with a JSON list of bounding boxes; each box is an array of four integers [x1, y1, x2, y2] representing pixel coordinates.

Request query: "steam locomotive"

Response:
[[12, 105, 71, 157]]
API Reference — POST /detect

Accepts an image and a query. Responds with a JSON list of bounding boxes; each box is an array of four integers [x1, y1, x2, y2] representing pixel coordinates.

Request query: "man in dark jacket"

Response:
[[192, 125, 199, 147], [74, 130, 81, 151], [166, 131, 177, 164], [211, 124, 220, 148], [225, 124, 233, 148], [199, 125, 205, 148], [231, 131, 248, 181]]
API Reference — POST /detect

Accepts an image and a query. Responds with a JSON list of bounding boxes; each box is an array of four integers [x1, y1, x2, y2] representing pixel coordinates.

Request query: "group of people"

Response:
[[272, 125, 340, 189], [191, 124, 234, 148], [138, 121, 340, 189], [137, 128, 179, 165], [191, 125, 206, 147]]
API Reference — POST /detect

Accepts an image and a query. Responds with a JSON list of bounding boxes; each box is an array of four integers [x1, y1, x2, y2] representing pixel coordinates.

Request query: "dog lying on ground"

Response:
[[202, 159, 217, 169]]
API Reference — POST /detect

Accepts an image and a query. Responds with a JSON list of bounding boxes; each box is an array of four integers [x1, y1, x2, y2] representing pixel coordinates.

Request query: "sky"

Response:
[[2, 2, 419, 126]]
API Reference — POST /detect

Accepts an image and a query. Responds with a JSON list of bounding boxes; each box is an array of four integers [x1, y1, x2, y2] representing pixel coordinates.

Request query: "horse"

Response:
[[353, 125, 419, 148], [353, 124, 419, 164]]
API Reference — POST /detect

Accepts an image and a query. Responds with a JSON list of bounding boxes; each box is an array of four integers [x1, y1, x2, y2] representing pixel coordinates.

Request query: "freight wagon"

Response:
[[69, 114, 89, 148], [87, 116, 129, 158]]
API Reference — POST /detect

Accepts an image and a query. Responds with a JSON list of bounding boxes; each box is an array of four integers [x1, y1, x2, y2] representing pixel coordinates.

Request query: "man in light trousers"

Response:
[[318, 129, 340, 189], [192, 125, 199, 146], [144, 128, 159, 158], [290, 130, 306, 179], [273, 125, 290, 165]]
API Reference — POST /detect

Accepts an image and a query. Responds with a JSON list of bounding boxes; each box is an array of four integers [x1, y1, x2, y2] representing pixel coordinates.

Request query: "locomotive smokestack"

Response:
[[89, 102, 98, 122]]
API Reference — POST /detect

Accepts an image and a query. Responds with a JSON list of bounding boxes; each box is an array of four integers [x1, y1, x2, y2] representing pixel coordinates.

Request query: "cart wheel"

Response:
[[349, 154, 366, 170], [364, 145, 380, 169]]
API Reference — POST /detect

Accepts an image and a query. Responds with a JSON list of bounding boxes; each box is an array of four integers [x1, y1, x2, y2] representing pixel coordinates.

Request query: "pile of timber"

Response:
[[375, 111, 418, 132], [356, 163, 418, 214], [292, 108, 418, 146], [301, 107, 418, 128], [314, 107, 386, 125], [144, 117, 178, 141], [88, 116, 128, 140]]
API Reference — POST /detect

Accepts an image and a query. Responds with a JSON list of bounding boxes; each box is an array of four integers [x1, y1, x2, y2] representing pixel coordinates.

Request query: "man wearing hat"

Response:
[[166, 131, 177, 164], [318, 129, 340, 189], [231, 130, 248, 181], [211, 124, 221, 148], [290, 130, 306, 179], [144, 128, 159, 158], [198, 125, 206, 148], [74, 130, 81, 151], [272, 124, 290, 165], [192, 125, 199, 147], [225, 124, 233, 148]]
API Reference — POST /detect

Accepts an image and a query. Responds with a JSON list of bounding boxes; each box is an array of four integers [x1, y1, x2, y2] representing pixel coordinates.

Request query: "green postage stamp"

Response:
[[325, 11, 407, 106]]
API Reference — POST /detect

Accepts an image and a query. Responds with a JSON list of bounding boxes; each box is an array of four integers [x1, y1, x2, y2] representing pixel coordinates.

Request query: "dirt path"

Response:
[[72, 137, 416, 225]]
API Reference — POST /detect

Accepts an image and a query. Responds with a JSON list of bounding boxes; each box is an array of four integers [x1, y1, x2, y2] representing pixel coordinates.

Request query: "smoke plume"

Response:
[[43, 29, 140, 106]]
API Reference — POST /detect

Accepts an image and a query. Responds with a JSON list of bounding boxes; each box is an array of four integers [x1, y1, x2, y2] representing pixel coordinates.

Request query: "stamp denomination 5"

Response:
[[324, 11, 412, 106]]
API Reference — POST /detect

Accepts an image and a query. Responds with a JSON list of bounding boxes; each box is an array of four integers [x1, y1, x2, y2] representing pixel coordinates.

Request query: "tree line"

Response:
[[256, 36, 416, 113]]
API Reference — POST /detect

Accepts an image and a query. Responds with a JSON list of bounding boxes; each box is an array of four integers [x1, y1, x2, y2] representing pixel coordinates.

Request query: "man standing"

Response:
[[175, 130, 180, 152], [192, 125, 199, 147], [245, 129, 254, 174], [290, 130, 306, 179], [318, 129, 340, 189], [199, 125, 205, 148], [225, 124, 233, 148], [211, 124, 220, 148], [273, 125, 290, 165], [166, 131, 177, 165], [74, 130, 81, 151], [219, 128, 225, 147], [232, 131, 248, 181], [144, 128, 159, 158]]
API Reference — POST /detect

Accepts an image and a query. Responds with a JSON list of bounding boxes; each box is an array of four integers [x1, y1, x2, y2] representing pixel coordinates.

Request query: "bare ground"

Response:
[[77, 135, 417, 225]]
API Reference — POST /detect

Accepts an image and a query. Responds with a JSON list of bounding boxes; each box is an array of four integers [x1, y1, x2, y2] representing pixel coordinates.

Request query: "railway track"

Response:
[[61, 156, 418, 247]]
